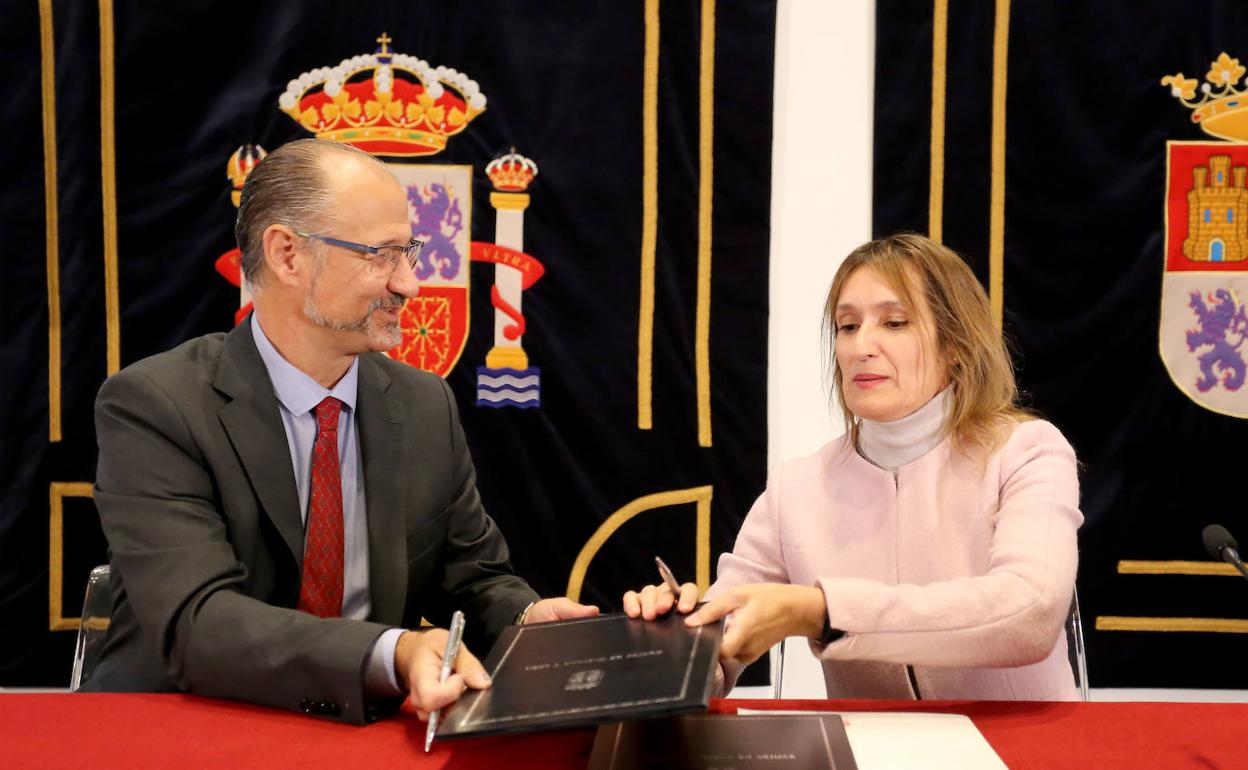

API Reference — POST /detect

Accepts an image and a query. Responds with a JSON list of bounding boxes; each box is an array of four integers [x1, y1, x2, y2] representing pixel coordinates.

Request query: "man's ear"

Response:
[[261, 224, 304, 286]]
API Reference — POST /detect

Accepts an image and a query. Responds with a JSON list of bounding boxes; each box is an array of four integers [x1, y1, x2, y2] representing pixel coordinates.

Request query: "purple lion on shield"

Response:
[[1187, 288, 1248, 392], [407, 183, 464, 281]]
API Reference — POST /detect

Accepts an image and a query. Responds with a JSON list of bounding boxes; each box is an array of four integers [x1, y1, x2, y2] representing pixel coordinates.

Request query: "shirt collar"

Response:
[[251, 313, 359, 416]]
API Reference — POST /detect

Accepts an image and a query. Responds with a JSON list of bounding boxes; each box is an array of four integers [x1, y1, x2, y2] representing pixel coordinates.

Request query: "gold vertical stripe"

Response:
[[1117, 560, 1242, 577], [100, 0, 120, 374], [928, 0, 948, 243], [566, 485, 713, 602], [694, 484, 711, 590], [695, 0, 715, 448], [637, 0, 660, 431], [39, 0, 62, 442], [988, 0, 1010, 329], [49, 482, 95, 631], [1095, 616, 1248, 634]]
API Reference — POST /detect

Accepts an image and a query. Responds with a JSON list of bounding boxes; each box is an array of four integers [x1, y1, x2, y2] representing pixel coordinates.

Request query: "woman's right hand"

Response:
[[622, 582, 700, 620]]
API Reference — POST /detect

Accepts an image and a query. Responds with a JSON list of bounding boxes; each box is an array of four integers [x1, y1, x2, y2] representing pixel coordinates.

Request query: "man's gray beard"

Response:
[[304, 293, 404, 349]]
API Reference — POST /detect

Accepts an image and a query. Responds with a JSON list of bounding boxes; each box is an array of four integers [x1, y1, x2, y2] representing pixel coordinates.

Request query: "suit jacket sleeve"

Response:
[[410, 377, 540, 656], [94, 366, 391, 725]]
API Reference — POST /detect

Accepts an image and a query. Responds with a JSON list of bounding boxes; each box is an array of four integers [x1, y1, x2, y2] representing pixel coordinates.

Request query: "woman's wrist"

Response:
[[796, 585, 828, 639]]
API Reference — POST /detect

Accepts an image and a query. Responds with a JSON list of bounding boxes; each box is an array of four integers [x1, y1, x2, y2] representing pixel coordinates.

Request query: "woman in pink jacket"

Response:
[[625, 233, 1083, 701]]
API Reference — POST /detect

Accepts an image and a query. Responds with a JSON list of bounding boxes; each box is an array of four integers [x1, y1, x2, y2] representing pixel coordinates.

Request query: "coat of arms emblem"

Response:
[[1161, 53, 1248, 417], [218, 34, 545, 407]]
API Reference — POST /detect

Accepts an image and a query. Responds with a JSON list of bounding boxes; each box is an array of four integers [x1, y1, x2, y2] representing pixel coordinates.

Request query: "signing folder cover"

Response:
[[588, 715, 859, 770], [435, 611, 723, 739]]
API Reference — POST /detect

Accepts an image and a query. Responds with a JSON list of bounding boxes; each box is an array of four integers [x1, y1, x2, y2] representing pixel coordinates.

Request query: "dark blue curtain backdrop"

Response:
[[1, 1, 775, 686], [875, 1, 1248, 688]]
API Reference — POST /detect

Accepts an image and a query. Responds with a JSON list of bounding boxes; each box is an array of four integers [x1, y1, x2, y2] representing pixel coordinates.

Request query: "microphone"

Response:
[[1202, 524, 1248, 580]]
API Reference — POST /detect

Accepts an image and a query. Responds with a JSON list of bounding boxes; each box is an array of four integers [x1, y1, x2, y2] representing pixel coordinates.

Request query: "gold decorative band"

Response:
[[1095, 616, 1248, 634], [928, 0, 948, 243], [39, 0, 62, 442], [100, 0, 120, 374], [637, 0, 660, 431], [566, 485, 713, 602], [489, 192, 531, 211], [695, 0, 716, 448], [316, 128, 448, 150], [49, 482, 95, 631], [988, 0, 1010, 330], [1117, 560, 1242, 577]]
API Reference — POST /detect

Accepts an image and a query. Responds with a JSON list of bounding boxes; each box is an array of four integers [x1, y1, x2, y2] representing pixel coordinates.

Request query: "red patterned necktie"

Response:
[[297, 396, 344, 618]]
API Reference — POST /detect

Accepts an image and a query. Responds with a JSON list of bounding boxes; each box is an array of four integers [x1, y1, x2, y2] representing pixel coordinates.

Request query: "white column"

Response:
[[485, 192, 531, 370]]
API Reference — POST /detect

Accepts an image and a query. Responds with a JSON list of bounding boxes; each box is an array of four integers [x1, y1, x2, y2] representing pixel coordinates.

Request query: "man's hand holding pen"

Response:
[[403, 595, 600, 749], [395, 620, 490, 725]]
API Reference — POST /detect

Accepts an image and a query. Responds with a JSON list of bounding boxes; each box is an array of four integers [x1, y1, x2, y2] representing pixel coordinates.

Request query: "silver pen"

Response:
[[654, 556, 684, 598], [424, 610, 466, 753]]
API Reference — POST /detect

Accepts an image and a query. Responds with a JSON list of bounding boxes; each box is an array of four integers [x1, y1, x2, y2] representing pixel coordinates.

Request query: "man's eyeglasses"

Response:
[[295, 230, 426, 276]]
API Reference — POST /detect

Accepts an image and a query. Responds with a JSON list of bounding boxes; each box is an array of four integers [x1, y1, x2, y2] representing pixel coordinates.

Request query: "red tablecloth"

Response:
[[0, 694, 1244, 768]]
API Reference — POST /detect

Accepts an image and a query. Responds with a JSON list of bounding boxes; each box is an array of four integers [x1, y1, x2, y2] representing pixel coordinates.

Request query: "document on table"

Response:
[[737, 709, 1007, 770], [436, 612, 722, 740], [588, 714, 858, 770]]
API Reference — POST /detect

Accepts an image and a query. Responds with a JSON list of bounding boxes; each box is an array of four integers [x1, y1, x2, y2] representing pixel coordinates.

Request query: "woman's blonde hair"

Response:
[[823, 233, 1031, 452]]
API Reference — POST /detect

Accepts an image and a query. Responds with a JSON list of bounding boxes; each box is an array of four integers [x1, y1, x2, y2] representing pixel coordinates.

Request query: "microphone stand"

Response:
[[1219, 544, 1248, 582]]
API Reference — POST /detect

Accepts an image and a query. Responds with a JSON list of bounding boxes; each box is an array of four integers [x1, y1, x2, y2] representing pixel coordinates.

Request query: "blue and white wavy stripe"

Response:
[[477, 373, 540, 389], [476, 388, 540, 408], [476, 381, 540, 396]]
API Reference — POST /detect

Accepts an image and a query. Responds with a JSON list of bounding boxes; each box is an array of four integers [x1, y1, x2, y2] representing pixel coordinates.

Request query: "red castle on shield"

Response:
[[1160, 53, 1248, 417]]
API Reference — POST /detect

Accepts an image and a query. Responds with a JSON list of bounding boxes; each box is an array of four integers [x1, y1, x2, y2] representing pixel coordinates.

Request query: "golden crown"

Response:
[[278, 33, 486, 157], [1162, 52, 1248, 142], [226, 144, 266, 207], [486, 149, 538, 191]]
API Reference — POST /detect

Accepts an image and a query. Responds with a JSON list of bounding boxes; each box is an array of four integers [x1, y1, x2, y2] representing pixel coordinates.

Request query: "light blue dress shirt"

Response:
[[251, 317, 404, 697]]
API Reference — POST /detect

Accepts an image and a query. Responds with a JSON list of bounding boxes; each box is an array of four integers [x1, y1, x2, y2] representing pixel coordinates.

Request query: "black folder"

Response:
[[587, 714, 859, 770], [435, 611, 722, 739]]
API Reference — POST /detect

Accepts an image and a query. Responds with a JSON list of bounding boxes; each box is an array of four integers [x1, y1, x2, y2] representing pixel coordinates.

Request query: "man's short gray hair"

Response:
[[234, 138, 390, 286]]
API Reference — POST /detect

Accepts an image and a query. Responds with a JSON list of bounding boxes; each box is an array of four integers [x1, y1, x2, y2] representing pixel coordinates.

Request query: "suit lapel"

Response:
[[357, 355, 408, 626], [214, 319, 305, 570]]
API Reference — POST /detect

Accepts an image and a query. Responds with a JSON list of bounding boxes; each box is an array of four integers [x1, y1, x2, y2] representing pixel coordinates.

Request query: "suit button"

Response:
[[300, 698, 313, 713]]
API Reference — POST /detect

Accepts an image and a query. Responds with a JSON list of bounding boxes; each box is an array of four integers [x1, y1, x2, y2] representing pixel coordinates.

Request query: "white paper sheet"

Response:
[[736, 709, 1007, 770]]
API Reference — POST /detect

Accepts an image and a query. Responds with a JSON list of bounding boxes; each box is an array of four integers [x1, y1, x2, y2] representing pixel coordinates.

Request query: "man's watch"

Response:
[[514, 602, 535, 626]]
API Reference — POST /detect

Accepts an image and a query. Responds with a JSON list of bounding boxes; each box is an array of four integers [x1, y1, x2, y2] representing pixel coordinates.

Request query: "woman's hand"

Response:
[[622, 582, 700, 620], [684, 583, 828, 665]]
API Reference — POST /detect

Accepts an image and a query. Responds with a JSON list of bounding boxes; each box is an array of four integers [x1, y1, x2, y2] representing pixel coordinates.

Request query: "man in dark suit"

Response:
[[87, 138, 597, 724]]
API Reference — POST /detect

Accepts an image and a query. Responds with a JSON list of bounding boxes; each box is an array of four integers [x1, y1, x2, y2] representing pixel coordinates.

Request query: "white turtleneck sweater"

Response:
[[857, 388, 951, 472], [708, 394, 1083, 702]]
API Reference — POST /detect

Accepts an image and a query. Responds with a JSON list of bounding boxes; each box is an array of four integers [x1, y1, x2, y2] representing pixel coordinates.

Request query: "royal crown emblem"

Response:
[[277, 33, 486, 157], [1161, 53, 1248, 417], [1163, 53, 1248, 143], [226, 144, 266, 207], [485, 150, 539, 192]]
